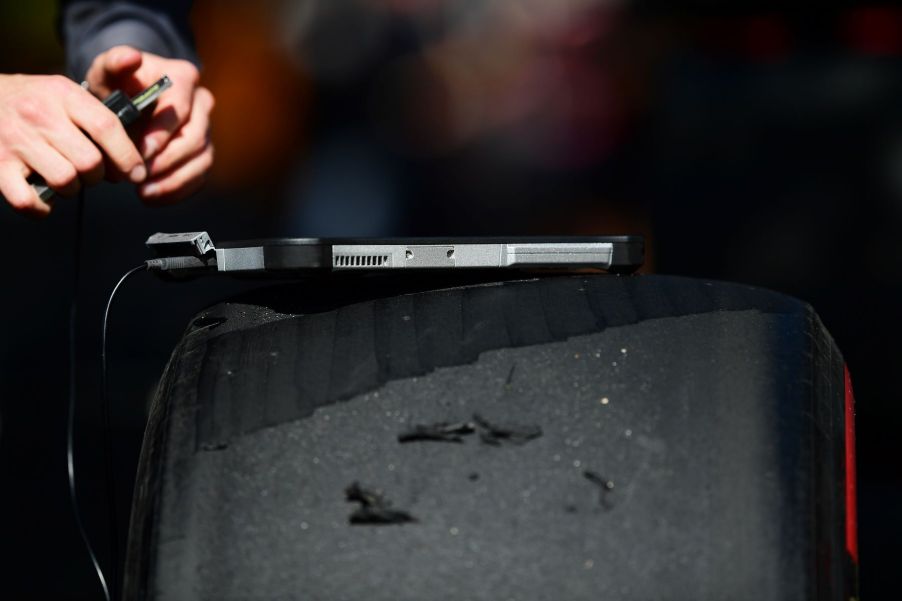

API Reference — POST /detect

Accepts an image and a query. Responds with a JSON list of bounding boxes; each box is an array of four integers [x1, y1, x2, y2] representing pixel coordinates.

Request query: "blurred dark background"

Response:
[[1, 0, 900, 598]]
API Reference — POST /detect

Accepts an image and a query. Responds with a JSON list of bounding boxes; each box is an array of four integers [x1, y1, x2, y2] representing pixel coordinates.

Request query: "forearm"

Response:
[[60, 0, 198, 81]]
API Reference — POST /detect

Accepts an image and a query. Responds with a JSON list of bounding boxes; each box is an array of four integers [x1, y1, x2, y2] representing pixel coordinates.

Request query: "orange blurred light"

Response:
[[191, 0, 311, 193]]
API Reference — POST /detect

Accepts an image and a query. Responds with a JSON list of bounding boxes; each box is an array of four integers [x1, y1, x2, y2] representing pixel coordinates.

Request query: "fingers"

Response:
[[64, 86, 146, 183], [102, 46, 143, 76], [45, 121, 105, 186], [85, 48, 202, 163], [147, 87, 214, 176], [136, 73, 214, 204], [85, 46, 143, 96], [0, 74, 107, 213], [0, 160, 50, 217], [139, 141, 213, 205], [0, 54, 213, 216], [19, 139, 81, 197], [140, 62, 200, 159]]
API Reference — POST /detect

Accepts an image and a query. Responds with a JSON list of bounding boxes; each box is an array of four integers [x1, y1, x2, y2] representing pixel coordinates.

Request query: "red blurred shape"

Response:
[[844, 7, 902, 57]]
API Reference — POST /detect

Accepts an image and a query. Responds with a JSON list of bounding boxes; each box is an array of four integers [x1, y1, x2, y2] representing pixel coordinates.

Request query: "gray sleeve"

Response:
[[60, 1, 198, 81]]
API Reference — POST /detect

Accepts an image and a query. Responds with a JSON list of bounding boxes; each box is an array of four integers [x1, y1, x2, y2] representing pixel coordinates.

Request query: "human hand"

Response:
[[86, 46, 215, 204], [0, 73, 146, 217]]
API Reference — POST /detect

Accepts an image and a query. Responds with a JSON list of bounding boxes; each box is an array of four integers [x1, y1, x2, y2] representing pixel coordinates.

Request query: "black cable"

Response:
[[68, 189, 111, 601], [101, 262, 147, 600]]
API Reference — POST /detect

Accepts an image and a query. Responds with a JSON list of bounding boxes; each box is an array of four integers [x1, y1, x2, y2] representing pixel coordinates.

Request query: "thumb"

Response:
[[102, 45, 143, 77]]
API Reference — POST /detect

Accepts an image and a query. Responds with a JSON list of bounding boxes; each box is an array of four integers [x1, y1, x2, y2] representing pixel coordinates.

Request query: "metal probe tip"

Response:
[[130, 75, 172, 111]]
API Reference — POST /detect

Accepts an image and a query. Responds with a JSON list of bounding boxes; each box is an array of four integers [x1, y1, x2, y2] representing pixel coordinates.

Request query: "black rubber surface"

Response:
[[124, 274, 854, 600]]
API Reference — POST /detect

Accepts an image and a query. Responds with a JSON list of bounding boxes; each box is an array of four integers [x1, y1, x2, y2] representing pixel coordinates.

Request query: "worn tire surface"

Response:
[[124, 274, 855, 601]]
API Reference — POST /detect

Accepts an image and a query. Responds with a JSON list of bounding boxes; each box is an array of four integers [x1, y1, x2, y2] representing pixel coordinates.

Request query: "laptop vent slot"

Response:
[[333, 255, 389, 268]]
